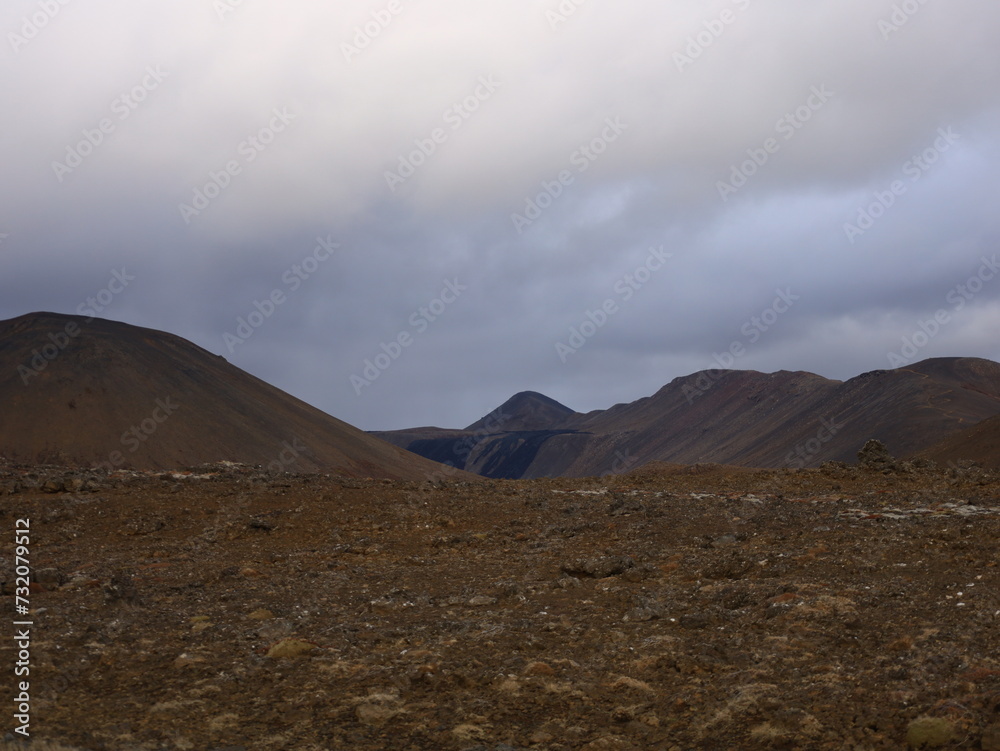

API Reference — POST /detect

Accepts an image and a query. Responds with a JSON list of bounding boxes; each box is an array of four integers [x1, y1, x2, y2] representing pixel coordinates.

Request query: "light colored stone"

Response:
[[356, 702, 399, 727], [266, 638, 317, 659], [906, 717, 953, 748]]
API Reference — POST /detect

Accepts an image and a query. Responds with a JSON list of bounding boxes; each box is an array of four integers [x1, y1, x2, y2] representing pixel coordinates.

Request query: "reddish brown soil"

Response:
[[2, 461, 999, 750]]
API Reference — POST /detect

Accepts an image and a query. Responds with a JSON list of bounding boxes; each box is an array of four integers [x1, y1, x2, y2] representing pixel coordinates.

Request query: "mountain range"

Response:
[[2, 312, 999, 479], [375, 358, 1000, 477]]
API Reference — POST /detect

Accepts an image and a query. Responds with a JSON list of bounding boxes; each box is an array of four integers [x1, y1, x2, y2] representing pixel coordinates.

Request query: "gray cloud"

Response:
[[3, 0, 999, 431]]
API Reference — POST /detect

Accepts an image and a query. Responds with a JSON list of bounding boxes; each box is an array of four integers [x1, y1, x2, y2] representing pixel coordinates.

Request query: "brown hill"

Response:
[[0, 312, 458, 479], [378, 357, 1000, 478], [917, 413, 1000, 468]]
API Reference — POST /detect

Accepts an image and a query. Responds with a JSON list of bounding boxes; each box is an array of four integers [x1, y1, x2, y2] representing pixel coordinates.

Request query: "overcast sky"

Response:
[[2, 0, 1000, 431]]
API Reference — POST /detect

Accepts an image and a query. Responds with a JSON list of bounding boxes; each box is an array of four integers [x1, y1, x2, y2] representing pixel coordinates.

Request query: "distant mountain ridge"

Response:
[[0, 312, 461, 479], [8, 312, 996, 478], [375, 357, 1000, 478]]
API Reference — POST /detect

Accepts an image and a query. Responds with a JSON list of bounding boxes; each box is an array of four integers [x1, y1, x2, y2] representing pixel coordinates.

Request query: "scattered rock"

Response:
[[608, 676, 656, 695], [265, 638, 317, 659], [858, 439, 895, 470], [104, 570, 140, 604], [561, 556, 635, 579], [611, 706, 635, 723], [624, 595, 663, 622], [172, 653, 206, 669], [34, 568, 65, 587], [678, 612, 711, 630], [452, 723, 491, 743], [608, 496, 645, 516], [712, 534, 738, 548], [906, 716, 953, 748], [579, 737, 634, 751], [523, 661, 555, 676], [704, 552, 753, 580], [529, 729, 554, 744], [355, 696, 402, 728]]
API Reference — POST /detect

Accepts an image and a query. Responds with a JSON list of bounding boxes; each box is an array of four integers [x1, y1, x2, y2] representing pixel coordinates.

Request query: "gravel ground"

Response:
[[1, 460, 998, 750]]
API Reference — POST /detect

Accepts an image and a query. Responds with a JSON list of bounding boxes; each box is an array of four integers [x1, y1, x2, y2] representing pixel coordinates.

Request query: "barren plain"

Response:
[[2, 460, 998, 750]]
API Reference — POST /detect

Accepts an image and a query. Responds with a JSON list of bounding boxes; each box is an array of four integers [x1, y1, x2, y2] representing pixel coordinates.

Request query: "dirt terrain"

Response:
[[2, 459, 999, 750]]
